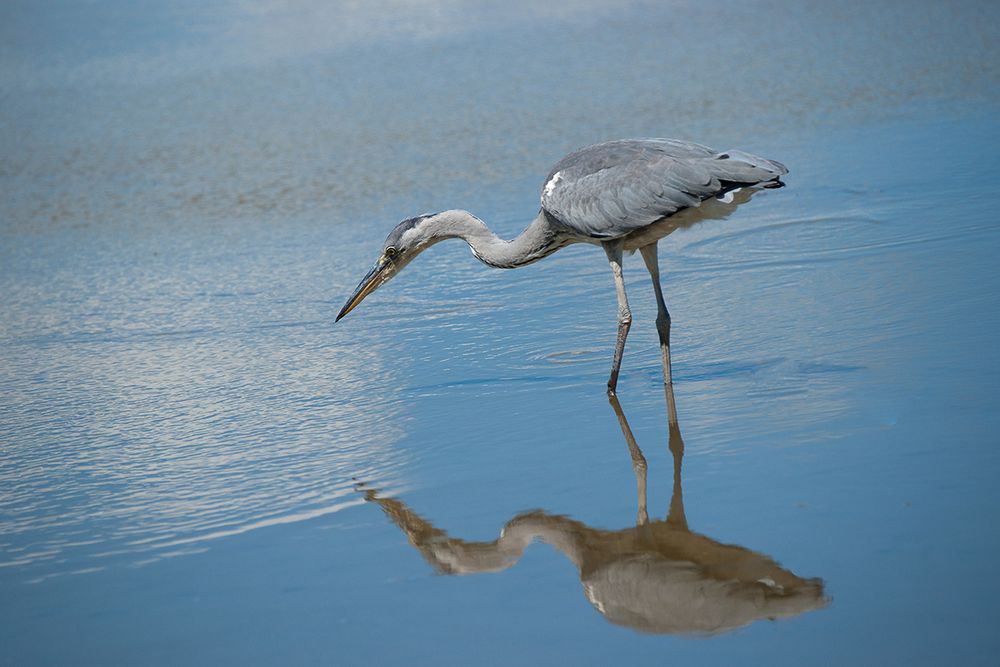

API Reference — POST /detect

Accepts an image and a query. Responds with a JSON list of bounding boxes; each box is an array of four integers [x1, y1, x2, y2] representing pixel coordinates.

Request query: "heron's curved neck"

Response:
[[431, 209, 569, 269]]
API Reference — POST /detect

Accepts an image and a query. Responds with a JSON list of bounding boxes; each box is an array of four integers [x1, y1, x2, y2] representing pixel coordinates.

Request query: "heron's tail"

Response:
[[708, 149, 788, 186]]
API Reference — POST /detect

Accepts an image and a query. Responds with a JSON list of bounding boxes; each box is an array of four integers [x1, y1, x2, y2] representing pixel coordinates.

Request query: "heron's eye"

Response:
[[384, 246, 399, 259]]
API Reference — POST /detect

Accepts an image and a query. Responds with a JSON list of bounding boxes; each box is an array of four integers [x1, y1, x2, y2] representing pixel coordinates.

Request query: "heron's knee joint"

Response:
[[656, 315, 671, 337]]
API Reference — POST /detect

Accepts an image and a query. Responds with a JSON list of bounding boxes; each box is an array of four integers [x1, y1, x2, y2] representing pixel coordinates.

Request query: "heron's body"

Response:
[[541, 138, 786, 242], [338, 137, 787, 396]]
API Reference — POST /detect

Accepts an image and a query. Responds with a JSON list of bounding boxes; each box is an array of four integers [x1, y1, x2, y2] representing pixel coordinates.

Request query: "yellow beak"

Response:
[[337, 256, 389, 321]]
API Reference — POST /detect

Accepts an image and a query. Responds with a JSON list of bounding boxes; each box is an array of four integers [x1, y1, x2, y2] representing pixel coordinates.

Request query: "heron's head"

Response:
[[336, 212, 447, 321]]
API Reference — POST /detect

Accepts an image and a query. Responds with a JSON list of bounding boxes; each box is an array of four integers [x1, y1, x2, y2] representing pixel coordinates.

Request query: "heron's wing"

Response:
[[540, 139, 787, 239]]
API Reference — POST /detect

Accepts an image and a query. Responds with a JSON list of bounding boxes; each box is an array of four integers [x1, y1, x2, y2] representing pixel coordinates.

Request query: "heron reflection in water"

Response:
[[357, 394, 827, 635]]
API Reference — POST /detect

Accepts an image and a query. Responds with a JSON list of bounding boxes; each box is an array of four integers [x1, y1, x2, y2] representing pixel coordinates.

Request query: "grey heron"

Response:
[[337, 138, 787, 395]]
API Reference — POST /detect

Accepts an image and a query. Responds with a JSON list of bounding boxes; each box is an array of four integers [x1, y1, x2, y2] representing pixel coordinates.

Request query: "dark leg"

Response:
[[603, 241, 631, 395], [639, 243, 678, 424]]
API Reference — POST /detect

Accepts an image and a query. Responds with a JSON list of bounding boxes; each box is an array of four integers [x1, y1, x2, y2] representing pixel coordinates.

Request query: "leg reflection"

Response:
[[665, 387, 687, 530], [607, 393, 648, 526]]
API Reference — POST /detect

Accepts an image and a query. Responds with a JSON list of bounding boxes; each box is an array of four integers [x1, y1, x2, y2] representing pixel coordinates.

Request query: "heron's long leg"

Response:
[[603, 241, 631, 394], [640, 243, 678, 424]]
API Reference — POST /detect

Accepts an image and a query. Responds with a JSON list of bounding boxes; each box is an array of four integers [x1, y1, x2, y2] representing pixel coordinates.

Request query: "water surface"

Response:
[[2, 1, 1000, 664]]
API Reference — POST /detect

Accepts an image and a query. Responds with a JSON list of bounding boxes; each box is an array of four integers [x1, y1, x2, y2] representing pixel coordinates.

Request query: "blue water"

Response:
[[3, 1, 1000, 664]]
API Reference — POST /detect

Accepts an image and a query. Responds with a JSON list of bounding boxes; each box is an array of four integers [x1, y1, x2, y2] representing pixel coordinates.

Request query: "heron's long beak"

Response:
[[337, 256, 390, 321]]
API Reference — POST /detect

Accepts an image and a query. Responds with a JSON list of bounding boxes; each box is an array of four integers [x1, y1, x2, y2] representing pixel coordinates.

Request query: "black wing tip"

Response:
[[771, 161, 789, 177]]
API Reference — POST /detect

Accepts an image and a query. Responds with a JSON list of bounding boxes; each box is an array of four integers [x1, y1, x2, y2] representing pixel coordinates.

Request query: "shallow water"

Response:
[[3, 1, 1000, 664]]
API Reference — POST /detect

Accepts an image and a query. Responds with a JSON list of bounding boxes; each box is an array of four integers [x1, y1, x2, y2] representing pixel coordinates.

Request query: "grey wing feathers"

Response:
[[709, 149, 788, 184], [540, 139, 787, 239]]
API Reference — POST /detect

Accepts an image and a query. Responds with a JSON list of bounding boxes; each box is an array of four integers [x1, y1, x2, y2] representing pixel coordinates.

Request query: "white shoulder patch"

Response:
[[543, 171, 563, 198]]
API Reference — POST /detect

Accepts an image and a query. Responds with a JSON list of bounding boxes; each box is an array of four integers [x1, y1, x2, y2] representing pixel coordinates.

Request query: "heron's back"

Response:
[[540, 138, 787, 240]]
